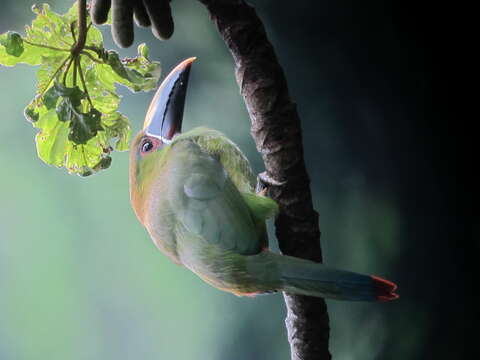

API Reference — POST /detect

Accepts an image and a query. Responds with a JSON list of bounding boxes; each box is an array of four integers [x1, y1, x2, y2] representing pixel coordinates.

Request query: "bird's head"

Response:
[[129, 57, 195, 222]]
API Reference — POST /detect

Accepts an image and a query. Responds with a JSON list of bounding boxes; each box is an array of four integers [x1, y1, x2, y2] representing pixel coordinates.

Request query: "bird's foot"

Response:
[[256, 171, 287, 195], [257, 187, 268, 197]]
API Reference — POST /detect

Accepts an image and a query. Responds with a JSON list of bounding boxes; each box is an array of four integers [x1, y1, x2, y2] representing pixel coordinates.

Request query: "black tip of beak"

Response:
[[144, 57, 196, 141]]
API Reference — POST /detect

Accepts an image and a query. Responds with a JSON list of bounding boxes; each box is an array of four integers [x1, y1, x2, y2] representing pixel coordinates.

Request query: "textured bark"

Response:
[[198, 1, 332, 359]]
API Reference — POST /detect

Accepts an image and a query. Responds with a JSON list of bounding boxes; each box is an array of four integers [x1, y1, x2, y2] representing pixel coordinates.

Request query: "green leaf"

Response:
[[53, 81, 85, 107], [0, 35, 53, 66], [2, 2, 162, 176], [107, 51, 143, 83], [69, 108, 103, 145], [64, 137, 110, 176], [27, 4, 74, 49], [35, 108, 110, 175], [24, 103, 40, 123], [138, 43, 149, 59], [52, 83, 102, 144], [84, 64, 121, 113], [24, 97, 49, 123], [93, 156, 112, 172], [36, 110, 70, 167], [104, 50, 161, 92], [86, 24, 103, 48], [43, 86, 60, 110], [0, 31, 24, 57], [36, 54, 68, 93], [102, 112, 131, 151], [56, 98, 74, 122]]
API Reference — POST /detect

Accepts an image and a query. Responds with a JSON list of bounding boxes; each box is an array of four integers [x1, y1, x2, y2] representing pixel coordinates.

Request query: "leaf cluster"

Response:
[[0, 4, 161, 176]]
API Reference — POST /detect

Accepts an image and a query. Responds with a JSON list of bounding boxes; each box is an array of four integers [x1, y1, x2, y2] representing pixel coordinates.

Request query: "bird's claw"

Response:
[[256, 171, 286, 195], [256, 187, 268, 197], [258, 171, 286, 186]]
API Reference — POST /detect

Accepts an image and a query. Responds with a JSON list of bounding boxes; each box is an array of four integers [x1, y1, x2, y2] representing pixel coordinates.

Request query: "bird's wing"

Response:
[[169, 139, 263, 256], [174, 127, 256, 193], [241, 192, 279, 222]]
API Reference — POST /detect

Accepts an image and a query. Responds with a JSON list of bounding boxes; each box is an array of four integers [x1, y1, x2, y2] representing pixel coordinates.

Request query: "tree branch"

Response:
[[71, 0, 87, 56], [198, 1, 331, 359]]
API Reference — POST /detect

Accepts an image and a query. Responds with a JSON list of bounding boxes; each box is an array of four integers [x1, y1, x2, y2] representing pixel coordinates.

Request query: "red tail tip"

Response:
[[371, 275, 399, 302]]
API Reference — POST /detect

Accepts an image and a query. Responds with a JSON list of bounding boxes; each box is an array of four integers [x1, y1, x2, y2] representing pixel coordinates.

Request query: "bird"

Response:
[[129, 58, 398, 301]]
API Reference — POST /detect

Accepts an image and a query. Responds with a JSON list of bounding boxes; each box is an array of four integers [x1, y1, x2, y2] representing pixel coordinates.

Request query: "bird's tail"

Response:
[[256, 252, 398, 301]]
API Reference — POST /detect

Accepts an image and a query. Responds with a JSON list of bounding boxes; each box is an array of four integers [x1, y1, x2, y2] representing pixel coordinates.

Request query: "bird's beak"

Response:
[[143, 57, 196, 142]]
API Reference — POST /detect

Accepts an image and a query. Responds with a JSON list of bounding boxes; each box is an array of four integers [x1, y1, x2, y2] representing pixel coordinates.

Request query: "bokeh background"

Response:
[[0, 1, 469, 359]]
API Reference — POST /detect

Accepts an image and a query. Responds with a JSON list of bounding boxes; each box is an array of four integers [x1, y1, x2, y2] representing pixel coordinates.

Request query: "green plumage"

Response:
[[129, 59, 397, 301], [130, 127, 397, 301], [130, 128, 275, 259]]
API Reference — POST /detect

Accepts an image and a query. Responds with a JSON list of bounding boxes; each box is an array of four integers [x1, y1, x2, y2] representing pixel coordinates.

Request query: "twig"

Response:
[[23, 39, 70, 52], [71, 0, 87, 56], [70, 21, 77, 43], [198, 1, 331, 359], [76, 56, 92, 107], [80, 50, 103, 64], [72, 56, 78, 87], [84, 45, 104, 58], [62, 56, 74, 85]]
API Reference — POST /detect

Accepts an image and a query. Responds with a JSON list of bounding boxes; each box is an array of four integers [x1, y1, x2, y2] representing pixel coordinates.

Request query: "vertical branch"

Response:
[[71, 0, 87, 56], [198, 1, 331, 359]]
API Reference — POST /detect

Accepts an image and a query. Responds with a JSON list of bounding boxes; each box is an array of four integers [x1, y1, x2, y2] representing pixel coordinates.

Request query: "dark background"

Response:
[[257, 1, 470, 358], [0, 1, 471, 359]]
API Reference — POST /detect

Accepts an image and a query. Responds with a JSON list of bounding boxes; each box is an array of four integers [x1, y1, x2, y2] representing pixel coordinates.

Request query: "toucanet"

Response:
[[129, 58, 398, 301]]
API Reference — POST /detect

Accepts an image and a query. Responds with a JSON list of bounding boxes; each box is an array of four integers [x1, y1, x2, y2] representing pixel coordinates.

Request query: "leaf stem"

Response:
[[73, 57, 78, 87], [76, 56, 93, 107], [62, 56, 75, 85], [71, 0, 87, 56], [38, 55, 71, 99], [70, 21, 77, 43], [81, 145, 88, 168], [23, 39, 70, 52], [84, 45, 104, 58], [80, 50, 104, 64]]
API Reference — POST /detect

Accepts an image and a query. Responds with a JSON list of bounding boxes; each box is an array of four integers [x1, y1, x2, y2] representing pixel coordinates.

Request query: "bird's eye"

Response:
[[141, 139, 154, 153]]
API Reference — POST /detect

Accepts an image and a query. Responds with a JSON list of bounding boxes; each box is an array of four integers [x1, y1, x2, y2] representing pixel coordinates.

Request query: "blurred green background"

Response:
[[0, 1, 469, 359]]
